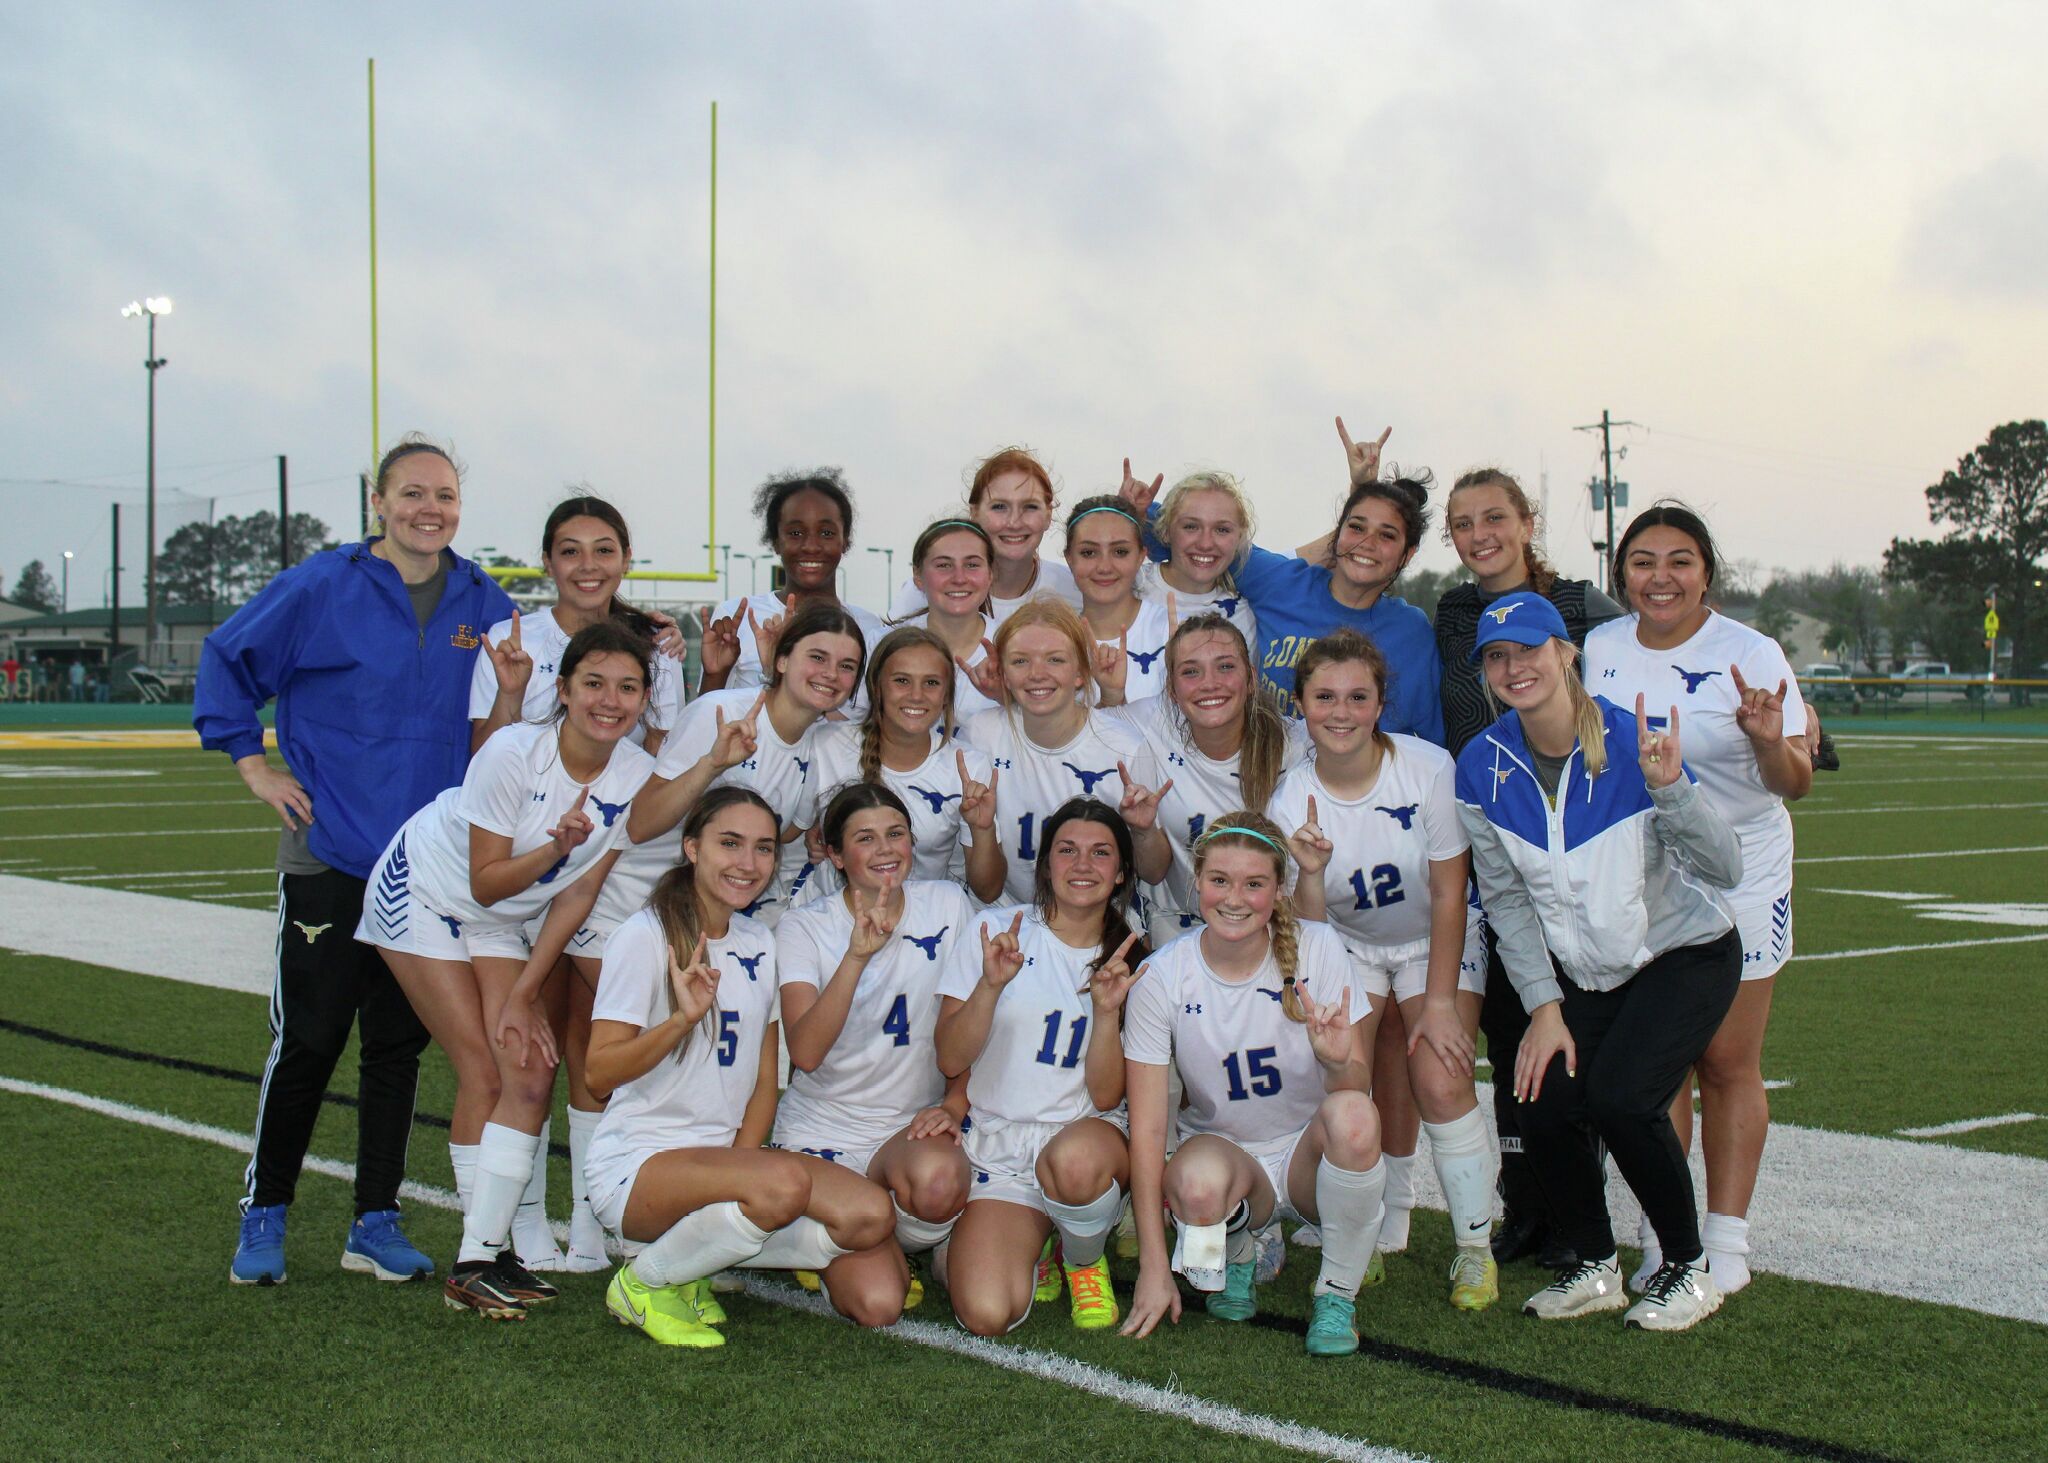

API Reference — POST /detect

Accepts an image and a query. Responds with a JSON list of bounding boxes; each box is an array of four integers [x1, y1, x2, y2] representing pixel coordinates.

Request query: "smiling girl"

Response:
[[893, 518, 1003, 721], [1064, 495, 1172, 704], [889, 448, 1083, 623], [1134, 469, 1261, 652]]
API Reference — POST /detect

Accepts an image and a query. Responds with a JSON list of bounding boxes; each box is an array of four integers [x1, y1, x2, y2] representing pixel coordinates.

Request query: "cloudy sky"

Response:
[[3, 2, 2041, 614]]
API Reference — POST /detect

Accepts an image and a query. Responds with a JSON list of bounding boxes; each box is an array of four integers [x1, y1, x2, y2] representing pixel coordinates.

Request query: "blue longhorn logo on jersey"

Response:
[[535, 853, 571, 885], [1126, 646, 1164, 674], [902, 926, 950, 961], [589, 794, 630, 828], [740, 892, 773, 918], [906, 784, 961, 814], [1377, 803, 1419, 830], [1672, 666, 1722, 694], [1482, 601, 1525, 625], [1257, 987, 1285, 1002], [727, 950, 766, 982], [794, 756, 811, 778], [1214, 595, 1242, 619], [1063, 762, 1116, 795], [438, 913, 464, 940]]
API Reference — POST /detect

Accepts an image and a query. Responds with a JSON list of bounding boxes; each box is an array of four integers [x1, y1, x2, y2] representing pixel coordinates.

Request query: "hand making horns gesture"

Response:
[[709, 690, 767, 772], [957, 748, 998, 833], [1089, 932, 1144, 1012], [1729, 664, 1789, 747], [1636, 692, 1683, 791], [978, 910, 1027, 989], [1335, 416, 1392, 486], [1117, 760, 1173, 832]]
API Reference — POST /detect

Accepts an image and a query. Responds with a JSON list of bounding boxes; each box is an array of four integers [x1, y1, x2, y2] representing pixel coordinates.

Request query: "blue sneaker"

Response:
[[342, 1209, 434, 1282], [232, 1204, 288, 1286]]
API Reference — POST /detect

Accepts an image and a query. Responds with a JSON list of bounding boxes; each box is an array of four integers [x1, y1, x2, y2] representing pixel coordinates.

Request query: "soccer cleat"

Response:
[[231, 1203, 288, 1286], [1114, 1202, 1140, 1261], [342, 1209, 433, 1282], [1522, 1256, 1629, 1320], [1625, 1259, 1722, 1332], [1205, 1261, 1257, 1322], [485, 1250, 559, 1303], [708, 1268, 746, 1294], [443, 1259, 528, 1320], [1254, 1223, 1285, 1283], [1448, 1247, 1499, 1311], [795, 1269, 822, 1293], [608, 1265, 724, 1348], [1305, 1292, 1360, 1356], [1361, 1251, 1386, 1289], [1065, 1256, 1120, 1330], [902, 1256, 926, 1312], [1033, 1236, 1063, 1304], [681, 1277, 728, 1326]]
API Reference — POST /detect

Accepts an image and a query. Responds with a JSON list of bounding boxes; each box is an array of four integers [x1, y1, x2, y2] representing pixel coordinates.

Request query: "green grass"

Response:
[[2, 734, 2045, 1460]]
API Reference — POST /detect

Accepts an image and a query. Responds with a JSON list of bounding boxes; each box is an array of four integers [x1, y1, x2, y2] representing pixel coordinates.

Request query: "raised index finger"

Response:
[[1335, 415, 1355, 456], [509, 608, 521, 648], [1635, 691, 1650, 738], [572, 786, 589, 813], [1307, 793, 1319, 826], [1728, 663, 1751, 698]]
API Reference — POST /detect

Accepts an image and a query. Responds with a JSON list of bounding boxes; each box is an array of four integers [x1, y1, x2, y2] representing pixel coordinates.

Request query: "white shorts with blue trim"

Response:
[[1729, 886, 1793, 981], [354, 830, 528, 962], [962, 1109, 1130, 1215]]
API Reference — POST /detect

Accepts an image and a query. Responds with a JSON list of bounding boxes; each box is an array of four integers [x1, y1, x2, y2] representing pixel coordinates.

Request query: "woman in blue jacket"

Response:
[[1454, 591, 1743, 1333], [195, 435, 515, 1288]]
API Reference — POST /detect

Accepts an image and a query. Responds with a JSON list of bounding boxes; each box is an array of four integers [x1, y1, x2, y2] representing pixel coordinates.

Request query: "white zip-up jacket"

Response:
[[1455, 696, 1741, 1013]]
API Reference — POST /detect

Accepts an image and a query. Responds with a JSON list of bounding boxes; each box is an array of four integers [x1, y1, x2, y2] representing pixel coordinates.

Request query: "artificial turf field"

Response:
[[1, 728, 2044, 1461]]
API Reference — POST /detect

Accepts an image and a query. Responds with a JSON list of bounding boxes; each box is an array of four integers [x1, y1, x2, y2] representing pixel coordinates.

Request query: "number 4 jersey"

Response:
[[937, 906, 1118, 1127], [1123, 922, 1370, 1151], [1267, 733, 1467, 952]]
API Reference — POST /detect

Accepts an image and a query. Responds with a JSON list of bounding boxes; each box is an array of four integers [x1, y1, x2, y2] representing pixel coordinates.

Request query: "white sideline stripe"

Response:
[[3, 798, 253, 812], [1897, 1113, 2044, 1138], [1795, 800, 2048, 817], [57, 868, 274, 882], [193, 892, 282, 903], [739, 1278, 1425, 1463], [0, 1075, 1427, 1463], [1795, 844, 2048, 865], [0, 873, 277, 995], [11, 825, 278, 842], [1788, 933, 2048, 963], [1828, 735, 2048, 747]]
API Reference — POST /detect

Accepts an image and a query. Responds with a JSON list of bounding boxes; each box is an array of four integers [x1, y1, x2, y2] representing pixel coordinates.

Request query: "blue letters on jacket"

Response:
[[194, 541, 516, 879]]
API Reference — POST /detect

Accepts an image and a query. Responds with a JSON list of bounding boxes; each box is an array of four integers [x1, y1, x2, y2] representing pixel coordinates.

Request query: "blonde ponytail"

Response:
[[1271, 895, 1307, 1023], [1559, 651, 1607, 779]]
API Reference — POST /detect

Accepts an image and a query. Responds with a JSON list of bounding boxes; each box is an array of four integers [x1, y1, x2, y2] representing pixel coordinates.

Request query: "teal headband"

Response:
[[929, 518, 982, 534], [1200, 823, 1288, 858], [1071, 504, 1139, 528]]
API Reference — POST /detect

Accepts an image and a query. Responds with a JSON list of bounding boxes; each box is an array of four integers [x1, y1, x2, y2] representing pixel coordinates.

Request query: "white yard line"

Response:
[[1795, 800, 2048, 816], [191, 892, 281, 903], [57, 868, 274, 882], [1897, 1113, 2044, 1138], [1795, 844, 2048, 865], [1829, 735, 2048, 747], [0, 1074, 1428, 1463], [11, 825, 279, 842], [1789, 933, 2048, 963], [2, 799, 247, 812]]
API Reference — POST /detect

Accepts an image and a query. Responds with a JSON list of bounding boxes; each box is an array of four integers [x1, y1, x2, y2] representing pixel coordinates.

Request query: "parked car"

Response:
[[1801, 664, 1861, 704]]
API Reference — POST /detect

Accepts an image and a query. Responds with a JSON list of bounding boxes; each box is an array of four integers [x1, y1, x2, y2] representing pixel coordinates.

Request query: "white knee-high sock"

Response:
[[1044, 1182, 1122, 1268], [511, 1119, 558, 1261], [741, 1217, 854, 1272], [893, 1201, 955, 1255], [450, 1142, 479, 1214], [1313, 1157, 1387, 1299], [458, 1123, 541, 1265], [1422, 1108, 1498, 1248], [632, 1201, 771, 1287], [1377, 1152, 1415, 1251], [567, 1108, 600, 1210]]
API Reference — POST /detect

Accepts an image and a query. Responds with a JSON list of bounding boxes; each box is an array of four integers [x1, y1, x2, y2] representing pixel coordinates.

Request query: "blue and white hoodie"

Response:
[[1454, 696, 1741, 1013]]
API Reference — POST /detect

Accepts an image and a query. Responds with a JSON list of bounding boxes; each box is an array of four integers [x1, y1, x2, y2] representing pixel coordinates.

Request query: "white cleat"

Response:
[[1523, 1257, 1630, 1320], [1626, 1259, 1722, 1331]]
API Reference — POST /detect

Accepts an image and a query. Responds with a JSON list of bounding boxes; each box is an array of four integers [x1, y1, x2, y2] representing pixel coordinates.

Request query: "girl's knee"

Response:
[[749, 1156, 812, 1231], [1409, 1056, 1472, 1123], [1038, 1140, 1115, 1204], [951, 1285, 1027, 1338], [832, 1279, 907, 1330], [1318, 1091, 1380, 1168], [902, 1160, 970, 1223], [842, 1186, 898, 1252], [1163, 1159, 1232, 1226]]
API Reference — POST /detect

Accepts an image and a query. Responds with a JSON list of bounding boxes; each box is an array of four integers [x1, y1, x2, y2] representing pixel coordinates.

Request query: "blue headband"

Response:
[[1071, 504, 1139, 528], [1200, 823, 1288, 858]]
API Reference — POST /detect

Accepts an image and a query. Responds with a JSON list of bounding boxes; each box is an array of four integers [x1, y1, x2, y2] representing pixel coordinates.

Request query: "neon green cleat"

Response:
[[1033, 1236, 1063, 1304], [1204, 1260, 1257, 1322], [607, 1264, 724, 1349], [682, 1276, 728, 1325], [1305, 1291, 1360, 1356], [1065, 1256, 1120, 1330], [1360, 1251, 1386, 1288], [794, 1269, 822, 1293], [1449, 1247, 1499, 1311], [903, 1259, 925, 1312]]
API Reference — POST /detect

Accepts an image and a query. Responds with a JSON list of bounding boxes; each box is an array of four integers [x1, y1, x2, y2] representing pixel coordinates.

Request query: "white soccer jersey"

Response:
[[938, 906, 1125, 1126], [807, 723, 988, 883], [958, 707, 1163, 905], [704, 593, 888, 715], [889, 560, 1084, 625], [1106, 698, 1310, 934], [1124, 923, 1367, 1150], [651, 686, 826, 927], [1090, 599, 1173, 704], [1584, 612, 1808, 903], [1268, 735, 1467, 950], [1135, 562, 1260, 660], [775, 880, 975, 1136], [394, 721, 651, 930], [584, 908, 779, 1171], [466, 606, 683, 747]]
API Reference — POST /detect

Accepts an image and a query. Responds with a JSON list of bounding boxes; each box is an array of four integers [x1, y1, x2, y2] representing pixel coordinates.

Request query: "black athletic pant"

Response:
[[1516, 930, 1741, 1266], [244, 869, 430, 1217], [1480, 943, 1545, 1218]]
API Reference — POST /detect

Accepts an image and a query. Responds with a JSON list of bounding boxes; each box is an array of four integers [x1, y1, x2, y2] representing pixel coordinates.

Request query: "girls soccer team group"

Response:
[[201, 420, 1812, 1359]]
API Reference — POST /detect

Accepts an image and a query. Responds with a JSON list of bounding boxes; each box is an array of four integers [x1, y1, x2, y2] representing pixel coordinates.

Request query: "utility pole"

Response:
[[359, 473, 372, 539], [278, 456, 290, 571], [110, 504, 122, 664], [1574, 408, 1638, 592]]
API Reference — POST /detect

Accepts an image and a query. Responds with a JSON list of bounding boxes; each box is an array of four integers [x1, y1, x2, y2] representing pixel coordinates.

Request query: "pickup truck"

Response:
[[1889, 662, 1991, 703]]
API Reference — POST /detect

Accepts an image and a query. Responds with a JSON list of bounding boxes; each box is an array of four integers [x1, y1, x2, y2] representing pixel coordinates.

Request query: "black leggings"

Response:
[[1480, 942, 1544, 1217], [1517, 930, 1742, 1265]]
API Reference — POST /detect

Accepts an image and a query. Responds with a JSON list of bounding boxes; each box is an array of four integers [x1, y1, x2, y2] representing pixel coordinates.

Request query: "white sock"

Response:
[[1312, 1157, 1387, 1298], [1044, 1181, 1123, 1268], [449, 1142, 478, 1213], [1422, 1108, 1498, 1248], [567, 1108, 600, 1209], [458, 1123, 541, 1265], [511, 1119, 558, 1261], [633, 1200, 771, 1287], [1225, 1199, 1256, 1266], [1377, 1152, 1415, 1251], [893, 1201, 955, 1255], [1701, 1212, 1752, 1292], [742, 1217, 855, 1272]]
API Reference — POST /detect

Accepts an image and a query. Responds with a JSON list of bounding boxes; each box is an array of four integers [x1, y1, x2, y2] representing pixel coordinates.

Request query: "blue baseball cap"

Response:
[[1469, 590, 1570, 662]]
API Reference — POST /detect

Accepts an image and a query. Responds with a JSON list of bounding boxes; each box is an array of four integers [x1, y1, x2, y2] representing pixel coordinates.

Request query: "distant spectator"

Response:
[[68, 659, 86, 702]]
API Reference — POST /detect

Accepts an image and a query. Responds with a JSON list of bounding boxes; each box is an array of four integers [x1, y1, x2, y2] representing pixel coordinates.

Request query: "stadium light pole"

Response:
[[704, 542, 732, 598], [121, 296, 172, 661], [865, 546, 895, 604], [62, 551, 73, 612], [732, 551, 765, 596]]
